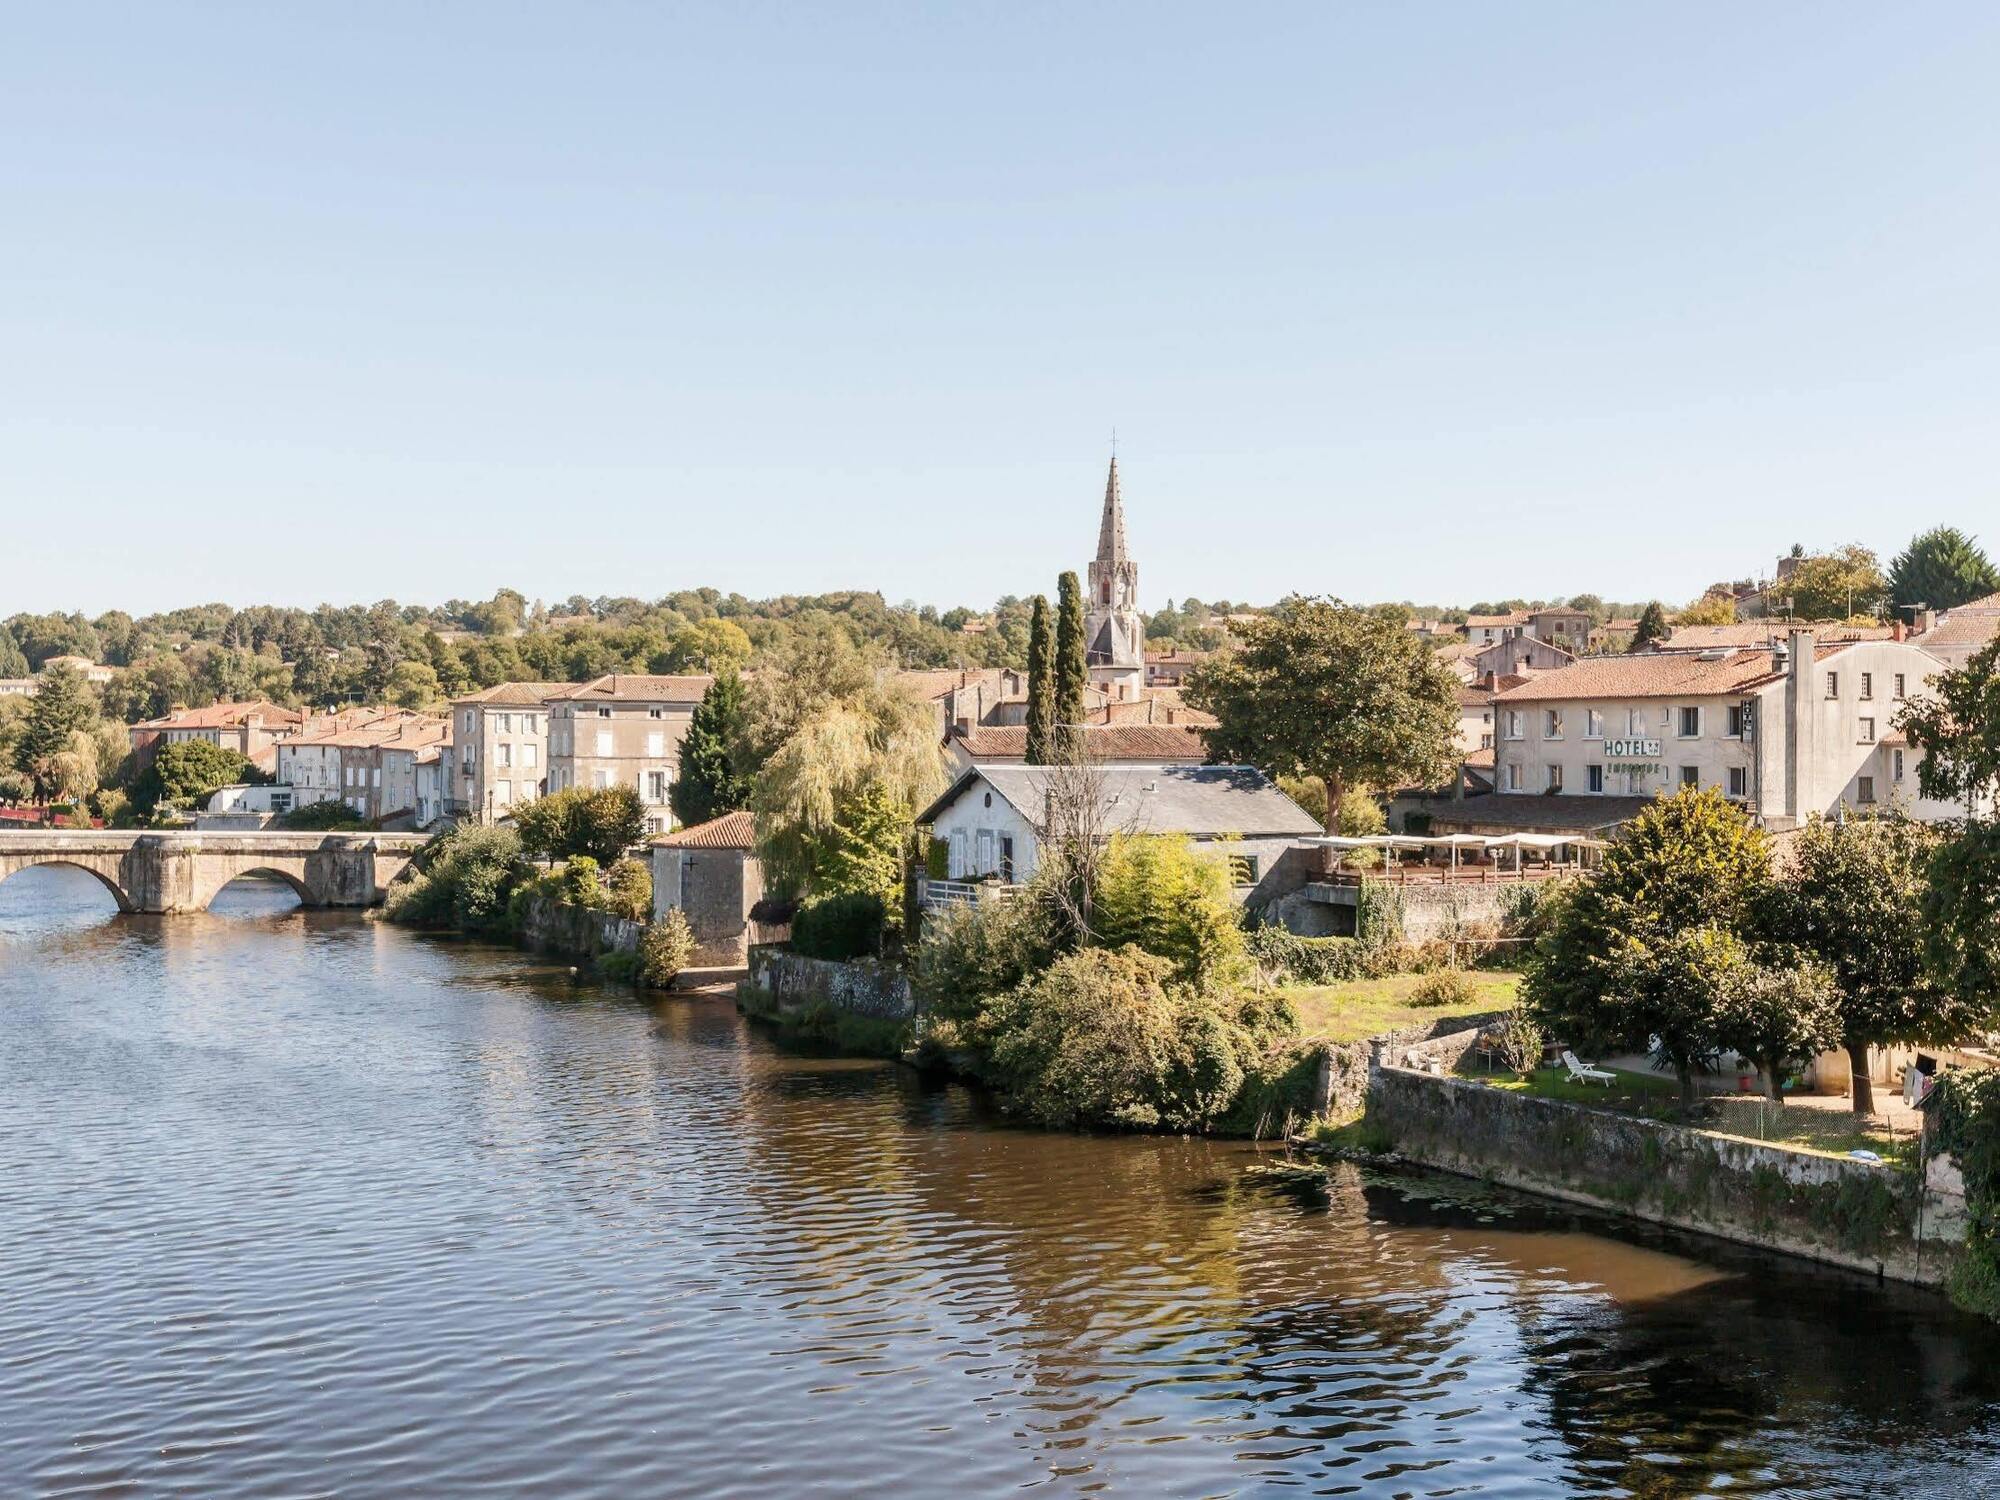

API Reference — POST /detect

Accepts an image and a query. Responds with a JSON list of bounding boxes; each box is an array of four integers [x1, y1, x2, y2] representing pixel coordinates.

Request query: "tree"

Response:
[[1053, 572, 1086, 753], [1761, 814, 1969, 1116], [1900, 635, 2000, 816], [384, 659, 442, 709], [1889, 526, 2000, 612], [133, 739, 253, 818], [1523, 788, 1773, 1105], [1091, 834, 1245, 989], [1714, 954, 1843, 1103], [513, 785, 647, 865], [670, 673, 750, 828], [1024, 594, 1055, 764], [14, 664, 95, 799], [0, 768, 29, 804], [1783, 544, 1888, 621], [1629, 601, 1669, 651], [35, 729, 101, 808], [1675, 593, 1736, 628], [1186, 598, 1460, 833]]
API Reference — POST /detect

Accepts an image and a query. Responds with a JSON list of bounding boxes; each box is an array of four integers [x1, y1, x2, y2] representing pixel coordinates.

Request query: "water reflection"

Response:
[[2, 866, 1998, 1497]]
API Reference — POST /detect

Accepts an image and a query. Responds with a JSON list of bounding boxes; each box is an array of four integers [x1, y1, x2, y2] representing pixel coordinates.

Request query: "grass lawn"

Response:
[[1285, 971, 1520, 1044], [1482, 1064, 1680, 1109]]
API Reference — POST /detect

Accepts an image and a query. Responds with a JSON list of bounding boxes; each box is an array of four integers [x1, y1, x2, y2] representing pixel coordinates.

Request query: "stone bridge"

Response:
[[0, 830, 430, 914]]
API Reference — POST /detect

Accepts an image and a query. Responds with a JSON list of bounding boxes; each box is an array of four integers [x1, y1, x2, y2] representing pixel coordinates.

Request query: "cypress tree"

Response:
[[669, 672, 751, 828], [1629, 601, 1668, 653], [1054, 571, 1087, 755], [1024, 595, 1055, 764]]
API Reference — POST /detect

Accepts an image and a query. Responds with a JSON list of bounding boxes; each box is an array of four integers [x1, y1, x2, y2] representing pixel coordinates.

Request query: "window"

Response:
[[594, 730, 613, 757], [1727, 704, 1748, 737], [1226, 853, 1261, 886], [1544, 709, 1564, 739], [1504, 711, 1524, 740], [648, 707, 665, 720], [493, 781, 511, 806], [497, 743, 512, 768], [1826, 671, 1839, 699], [371, 768, 381, 788], [1859, 717, 1876, 743], [593, 769, 612, 789], [1628, 707, 1645, 735], [1585, 709, 1605, 738], [1545, 764, 1563, 793], [646, 771, 669, 803], [646, 731, 665, 757], [1506, 763, 1521, 791], [523, 744, 538, 768], [497, 713, 512, 732], [1858, 776, 1877, 805], [1680, 766, 1699, 788], [1727, 766, 1748, 797], [1894, 673, 1906, 700], [1586, 764, 1604, 793], [597, 707, 612, 718], [1893, 749, 1906, 782], [1859, 673, 1873, 700], [1678, 706, 1701, 737], [463, 711, 474, 735]]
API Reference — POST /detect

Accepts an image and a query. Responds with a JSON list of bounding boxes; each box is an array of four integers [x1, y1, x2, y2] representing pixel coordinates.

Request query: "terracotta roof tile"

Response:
[[134, 700, 302, 731], [451, 681, 574, 706], [1491, 648, 1843, 703], [651, 809, 756, 850], [951, 723, 1209, 761], [547, 674, 713, 703]]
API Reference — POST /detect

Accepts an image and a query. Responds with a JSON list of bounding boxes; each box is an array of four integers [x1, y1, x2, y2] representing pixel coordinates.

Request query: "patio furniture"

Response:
[[1561, 1049, 1616, 1087]]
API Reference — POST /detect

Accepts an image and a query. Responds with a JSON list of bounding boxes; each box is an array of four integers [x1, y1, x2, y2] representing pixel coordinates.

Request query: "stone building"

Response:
[[1083, 457, 1146, 702], [650, 810, 773, 969], [546, 674, 713, 835], [129, 700, 304, 773], [445, 682, 568, 822]]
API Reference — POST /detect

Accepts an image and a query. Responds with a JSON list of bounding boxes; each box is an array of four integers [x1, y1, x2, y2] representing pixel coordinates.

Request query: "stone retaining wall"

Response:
[[742, 946, 914, 1022], [1368, 1050, 1966, 1286], [519, 895, 644, 963]]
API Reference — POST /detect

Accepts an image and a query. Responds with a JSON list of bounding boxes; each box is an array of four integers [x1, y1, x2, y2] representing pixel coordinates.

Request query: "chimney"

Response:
[[1914, 608, 1936, 637], [1892, 619, 1906, 642]]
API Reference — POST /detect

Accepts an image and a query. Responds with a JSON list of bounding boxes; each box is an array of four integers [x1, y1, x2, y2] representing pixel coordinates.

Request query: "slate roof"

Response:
[[918, 763, 1319, 839], [950, 724, 1208, 762], [651, 809, 756, 850]]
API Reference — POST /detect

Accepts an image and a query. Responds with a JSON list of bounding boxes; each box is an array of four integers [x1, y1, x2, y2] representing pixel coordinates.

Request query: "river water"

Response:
[[3, 866, 1998, 1497]]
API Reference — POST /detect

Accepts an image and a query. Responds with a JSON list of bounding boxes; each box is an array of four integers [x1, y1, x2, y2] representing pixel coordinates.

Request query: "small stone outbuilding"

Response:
[[650, 811, 768, 969]]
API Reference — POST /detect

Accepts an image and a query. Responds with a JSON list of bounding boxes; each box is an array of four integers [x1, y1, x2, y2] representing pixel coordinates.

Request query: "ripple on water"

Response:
[[3, 865, 2000, 1497]]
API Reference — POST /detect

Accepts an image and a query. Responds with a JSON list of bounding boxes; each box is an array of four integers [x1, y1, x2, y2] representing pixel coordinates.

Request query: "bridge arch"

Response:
[[202, 866, 314, 911], [0, 858, 136, 913]]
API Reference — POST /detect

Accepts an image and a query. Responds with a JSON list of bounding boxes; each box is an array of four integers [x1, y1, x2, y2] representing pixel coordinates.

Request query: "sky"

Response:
[[6, 4, 2000, 619]]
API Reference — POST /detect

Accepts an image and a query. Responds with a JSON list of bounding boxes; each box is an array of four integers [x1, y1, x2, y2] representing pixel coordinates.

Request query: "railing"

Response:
[[918, 878, 1022, 913]]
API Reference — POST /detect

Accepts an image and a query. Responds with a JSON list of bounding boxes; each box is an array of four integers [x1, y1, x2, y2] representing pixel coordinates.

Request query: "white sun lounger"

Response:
[[1562, 1049, 1616, 1086]]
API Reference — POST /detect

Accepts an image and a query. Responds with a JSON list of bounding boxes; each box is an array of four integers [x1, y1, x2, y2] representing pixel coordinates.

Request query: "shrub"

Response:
[[384, 824, 526, 934], [604, 857, 653, 921], [555, 855, 604, 907], [640, 909, 696, 987], [279, 800, 369, 831], [1244, 927, 1371, 986], [984, 948, 1248, 1131], [1490, 1009, 1545, 1076], [513, 785, 646, 865], [792, 890, 886, 961], [1092, 834, 1246, 987], [1409, 967, 1479, 1009], [597, 950, 642, 984]]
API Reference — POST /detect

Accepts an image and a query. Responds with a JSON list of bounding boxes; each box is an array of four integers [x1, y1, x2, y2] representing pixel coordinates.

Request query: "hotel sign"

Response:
[[1603, 738, 1661, 758]]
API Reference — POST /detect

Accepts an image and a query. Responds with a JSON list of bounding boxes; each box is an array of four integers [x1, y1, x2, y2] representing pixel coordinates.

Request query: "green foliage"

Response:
[[513, 784, 647, 865], [1053, 572, 1086, 752], [1630, 601, 1669, 650], [604, 857, 652, 921], [910, 891, 1059, 1045], [1024, 594, 1055, 764], [983, 948, 1255, 1131], [1712, 952, 1843, 1097], [1187, 598, 1461, 831], [1491, 1008, 1545, 1075], [1924, 820, 2000, 1017], [0, 768, 32, 805], [1354, 880, 1406, 948], [640, 909, 696, 987], [1244, 926, 1372, 986], [1409, 967, 1479, 1009], [384, 825, 527, 934], [791, 890, 887, 961], [1091, 834, 1245, 988], [555, 855, 605, 907], [670, 672, 750, 828], [15, 664, 95, 798], [1783, 543, 1888, 621], [1930, 1069, 2000, 1319], [278, 799, 368, 830], [133, 738, 253, 818], [1889, 525, 2000, 612], [1901, 635, 2000, 811]]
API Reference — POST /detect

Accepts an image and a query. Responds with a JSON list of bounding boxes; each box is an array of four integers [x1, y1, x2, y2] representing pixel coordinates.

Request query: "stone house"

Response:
[[649, 810, 776, 969], [545, 674, 713, 835], [445, 682, 569, 822], [917, 763, 1319, 895], [129, 700, 305, 773], [1485, 631, 1967, 831], [275, 712, 449, 825]]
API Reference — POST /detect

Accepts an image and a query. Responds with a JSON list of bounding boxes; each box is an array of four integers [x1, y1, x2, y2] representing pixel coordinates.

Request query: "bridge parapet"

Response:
[[0, 831, 430, 914]]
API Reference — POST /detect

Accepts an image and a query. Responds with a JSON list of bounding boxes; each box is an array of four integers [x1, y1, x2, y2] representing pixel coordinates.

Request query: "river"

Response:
[[2, 865, 1998, 1497]]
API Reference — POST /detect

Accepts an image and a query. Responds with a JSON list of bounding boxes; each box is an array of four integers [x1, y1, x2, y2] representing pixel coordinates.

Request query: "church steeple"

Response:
[[1096, 456, 1128, 563]]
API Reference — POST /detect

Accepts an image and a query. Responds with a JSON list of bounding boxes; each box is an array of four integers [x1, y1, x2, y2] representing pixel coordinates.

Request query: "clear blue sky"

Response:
[[7, 4, 2000, 618]]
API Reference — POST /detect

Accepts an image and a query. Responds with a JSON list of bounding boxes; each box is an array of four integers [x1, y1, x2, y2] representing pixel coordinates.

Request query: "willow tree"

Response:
[[1024, 594, 1055, 765], [1053, 572, 1087, 755], [1185, 597, 1459, 832]]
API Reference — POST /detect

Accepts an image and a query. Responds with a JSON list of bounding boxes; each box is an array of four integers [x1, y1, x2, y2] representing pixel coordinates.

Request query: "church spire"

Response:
[[1095, 454, 1127, 563]]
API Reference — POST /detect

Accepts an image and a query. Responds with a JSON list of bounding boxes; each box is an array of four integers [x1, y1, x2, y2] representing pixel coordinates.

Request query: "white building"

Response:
[[1474, 631, 1966, 833], [918, 763, 1319, 894]]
